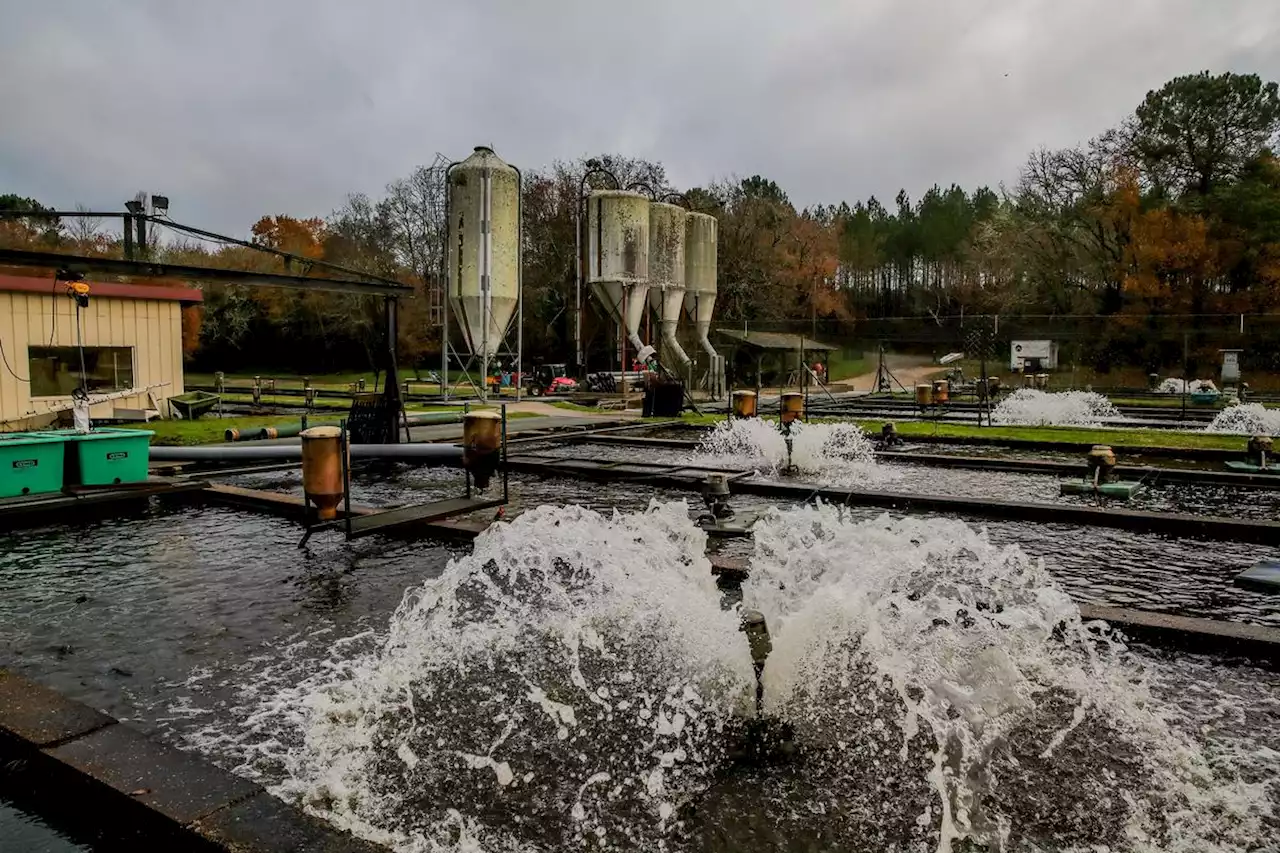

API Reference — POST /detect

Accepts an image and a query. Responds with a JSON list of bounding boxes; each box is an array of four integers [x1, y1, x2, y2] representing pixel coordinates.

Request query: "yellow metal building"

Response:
[[0, 272, 201, 429]]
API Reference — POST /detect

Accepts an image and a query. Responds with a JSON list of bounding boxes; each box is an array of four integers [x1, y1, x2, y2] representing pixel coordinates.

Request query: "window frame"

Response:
[[26, 345, 137, 399]]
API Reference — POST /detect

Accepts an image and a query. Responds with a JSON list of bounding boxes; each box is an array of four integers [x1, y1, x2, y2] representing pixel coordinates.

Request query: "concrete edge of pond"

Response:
[[196, 483, 490, 542], [561, 434, 1280, 489], [0, 669, 388, 852], [0, 478, 211, 532], [619, 421, 1253, 461], [823, 431, 1250, 461]]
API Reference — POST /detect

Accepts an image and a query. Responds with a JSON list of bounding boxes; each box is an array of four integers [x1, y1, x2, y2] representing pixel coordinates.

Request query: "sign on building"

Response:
[[1009, 340, 1058, 371]]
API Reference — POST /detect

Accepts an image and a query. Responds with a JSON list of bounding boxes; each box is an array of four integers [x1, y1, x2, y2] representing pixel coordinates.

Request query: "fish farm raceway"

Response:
[[3, 408, 1280, 853], [4, 155, 1280, 850]]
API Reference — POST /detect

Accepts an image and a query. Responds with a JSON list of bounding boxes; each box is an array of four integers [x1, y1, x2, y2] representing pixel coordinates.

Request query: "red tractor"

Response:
[[525, 364, 578, 397]]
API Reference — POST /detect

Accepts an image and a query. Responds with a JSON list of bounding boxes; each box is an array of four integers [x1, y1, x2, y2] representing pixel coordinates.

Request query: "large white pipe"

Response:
[[624, 286, 649, 355], [663, 319, 691, 368], [696, 307, 718, 358]]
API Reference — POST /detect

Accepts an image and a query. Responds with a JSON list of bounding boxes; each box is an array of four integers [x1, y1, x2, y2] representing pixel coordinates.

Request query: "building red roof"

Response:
[[0, 273, 203, 303]]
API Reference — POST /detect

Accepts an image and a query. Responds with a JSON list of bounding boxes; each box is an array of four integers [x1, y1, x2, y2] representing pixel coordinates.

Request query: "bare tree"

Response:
[[68, 203, 102, 246], [380, 156, 450, 325], [1013, 137, 1133, 309]]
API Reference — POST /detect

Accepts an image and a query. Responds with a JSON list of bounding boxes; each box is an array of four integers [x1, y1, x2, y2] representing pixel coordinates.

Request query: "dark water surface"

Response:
[[0, 505, 460, 726], [1, 465, 1277, 850], [216, 466, 1280, 627], [0, 796, 93, 853], [524, 440, 1280, 520]]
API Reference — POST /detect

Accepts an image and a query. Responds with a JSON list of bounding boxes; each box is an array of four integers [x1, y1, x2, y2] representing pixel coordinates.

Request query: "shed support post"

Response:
[[384, 296, 403, 443]]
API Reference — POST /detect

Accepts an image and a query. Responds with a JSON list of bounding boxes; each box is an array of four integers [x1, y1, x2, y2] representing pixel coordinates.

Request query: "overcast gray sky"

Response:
[[2, 0, 1277, 236]]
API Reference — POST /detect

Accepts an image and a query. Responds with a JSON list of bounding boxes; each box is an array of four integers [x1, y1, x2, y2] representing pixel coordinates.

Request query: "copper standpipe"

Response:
[[300, 426, 346, 520], [780, 392, 804, 427], [732, 390, 758, 419], [463, 411, 503, 490]]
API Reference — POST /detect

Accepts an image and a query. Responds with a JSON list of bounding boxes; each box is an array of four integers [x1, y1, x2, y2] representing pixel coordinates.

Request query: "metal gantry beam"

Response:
[[0, 210, 410, 291], [151, 217, 408, 288], [0, 248, 412, 297]]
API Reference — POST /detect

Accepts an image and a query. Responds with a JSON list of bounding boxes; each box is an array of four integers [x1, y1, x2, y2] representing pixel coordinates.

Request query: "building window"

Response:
[[27, 346, 135, 397]]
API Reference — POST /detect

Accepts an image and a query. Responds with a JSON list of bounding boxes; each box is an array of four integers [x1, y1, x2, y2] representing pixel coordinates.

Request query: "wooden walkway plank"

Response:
[[345, 497, 504, 538]]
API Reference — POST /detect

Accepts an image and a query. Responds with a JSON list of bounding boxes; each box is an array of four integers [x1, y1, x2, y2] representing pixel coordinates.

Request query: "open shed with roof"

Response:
[[714, 328, 838, 391]]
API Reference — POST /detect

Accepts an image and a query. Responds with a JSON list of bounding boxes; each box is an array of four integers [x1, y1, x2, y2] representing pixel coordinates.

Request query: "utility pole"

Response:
[[123, 192, 168, 261], [125, 195, 146, 260], [135, 215, 147, 260], [122, 216, 135, 260]]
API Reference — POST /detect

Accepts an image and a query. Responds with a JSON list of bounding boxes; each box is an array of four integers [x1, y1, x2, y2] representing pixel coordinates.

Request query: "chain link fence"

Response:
[[715, 313, 1280, 394]]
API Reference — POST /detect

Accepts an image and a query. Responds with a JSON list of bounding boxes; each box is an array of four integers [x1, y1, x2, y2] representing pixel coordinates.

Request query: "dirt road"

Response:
[[499, 400, 635, 418], [836, 361, 947, 393]]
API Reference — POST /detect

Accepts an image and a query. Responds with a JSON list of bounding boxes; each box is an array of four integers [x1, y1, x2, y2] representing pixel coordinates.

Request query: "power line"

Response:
[[153, 217, 405, 286], [0, 336, 31, 382], [152, 219, 240, 251], [0, 272, 73, 383], [48, 269, 59, 346], [3, 210, 407, 287]]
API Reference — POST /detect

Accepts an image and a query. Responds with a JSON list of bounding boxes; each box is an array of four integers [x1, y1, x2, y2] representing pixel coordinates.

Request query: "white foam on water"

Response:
[[1206, 403, 1280, 435], [198, 501, 1276, 852], [1157, 378, 1218, 395], [233, 501, 755, 852], [744, 503, 1273, 852], [992, 389, 1122, 427], [696, 419, 890, 486]]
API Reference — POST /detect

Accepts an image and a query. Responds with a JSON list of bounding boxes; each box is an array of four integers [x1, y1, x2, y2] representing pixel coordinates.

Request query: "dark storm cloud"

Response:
[[2, 0, 1278, 234]]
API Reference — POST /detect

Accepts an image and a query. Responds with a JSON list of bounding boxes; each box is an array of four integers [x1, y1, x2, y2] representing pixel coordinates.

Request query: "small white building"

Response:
[[1219, 349, 1242, 384], [1009, 339, 1059, 372], [0, 272, 201, 429]]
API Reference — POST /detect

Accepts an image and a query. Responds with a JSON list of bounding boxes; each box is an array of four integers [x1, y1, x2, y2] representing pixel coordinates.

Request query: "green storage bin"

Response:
[[0, 432, 67, 498], [36, 428, 154, 486]]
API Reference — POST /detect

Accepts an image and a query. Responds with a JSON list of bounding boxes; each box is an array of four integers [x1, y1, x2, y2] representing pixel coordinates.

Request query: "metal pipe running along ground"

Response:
[[150, 444, 464, 464]]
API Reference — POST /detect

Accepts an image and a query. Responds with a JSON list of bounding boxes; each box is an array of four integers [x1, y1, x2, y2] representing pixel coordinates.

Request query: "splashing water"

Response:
[[1157, 378, 1218, 395], [1206, 403, 1280, 435], [226, 501, 1274, 852], [739, 504, 1272, 852], [992, 389, 1121, 427], [696, 418, 884, 484], [242, 502, 755, 852]]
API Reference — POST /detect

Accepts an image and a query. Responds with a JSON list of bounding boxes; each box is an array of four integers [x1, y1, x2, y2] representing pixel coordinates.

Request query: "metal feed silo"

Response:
[[683, 212, 721, 394], [587, 189, 650, 356], [647, 201, 690, 372], [447, 146, 520, 365]]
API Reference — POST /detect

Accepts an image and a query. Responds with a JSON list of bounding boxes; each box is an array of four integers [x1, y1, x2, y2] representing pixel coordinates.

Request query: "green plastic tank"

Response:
[[0, 432, 67, 498], [35, 428, 154, 486]]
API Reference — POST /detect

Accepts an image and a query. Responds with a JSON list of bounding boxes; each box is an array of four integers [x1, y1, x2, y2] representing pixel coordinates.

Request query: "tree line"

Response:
[[3, 69, 1279, 375]]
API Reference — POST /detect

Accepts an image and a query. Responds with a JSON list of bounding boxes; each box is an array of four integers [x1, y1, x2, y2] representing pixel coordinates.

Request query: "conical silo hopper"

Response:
[[447, 146, 520, 361], [587, 190, 650, 356], [647, 201, 690, 372], [683, 212, 720, 388]]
